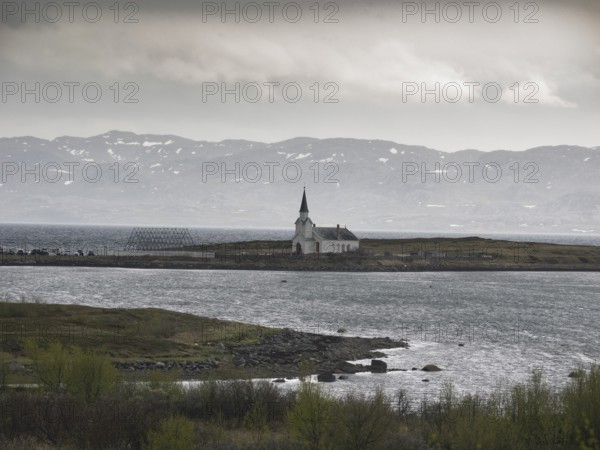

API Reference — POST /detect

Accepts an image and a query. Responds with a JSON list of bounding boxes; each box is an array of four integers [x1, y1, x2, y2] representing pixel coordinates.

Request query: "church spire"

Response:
[[299, 188, 309, 213]]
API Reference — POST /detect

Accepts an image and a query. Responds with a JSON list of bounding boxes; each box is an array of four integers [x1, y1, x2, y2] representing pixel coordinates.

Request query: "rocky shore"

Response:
[[113, 327, 409, 380], [114, 359, 220, 373], [229, 327, 409, 378]]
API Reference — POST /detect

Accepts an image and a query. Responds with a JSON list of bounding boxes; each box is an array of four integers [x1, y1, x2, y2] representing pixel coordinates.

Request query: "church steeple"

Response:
[[296, 188, 312, 236], [299, 188, 309, 213]]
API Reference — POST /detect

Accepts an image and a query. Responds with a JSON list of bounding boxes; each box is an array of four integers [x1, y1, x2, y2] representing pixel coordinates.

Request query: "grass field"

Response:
[[0, 301, 278, 383], [2, 236, 600, 271]]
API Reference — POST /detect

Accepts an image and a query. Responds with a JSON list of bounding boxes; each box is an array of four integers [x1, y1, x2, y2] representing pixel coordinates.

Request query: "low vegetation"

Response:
[[0, 301, 599, 448], [3, 237, 600, 271], [0, 301, 403, 383], [1, 354, 599, 449], [0, 301, 277, 382]]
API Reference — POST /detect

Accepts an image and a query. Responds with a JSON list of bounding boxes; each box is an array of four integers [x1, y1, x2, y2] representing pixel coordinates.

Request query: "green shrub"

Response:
[[65, 347, 119, 402], [146, 366, 184, 401], [146, 415, 196, 450], [563, 366, 600, 448], [243, 401, 269, 448], [336, 387, 396, 450], [0, 353, 9, 389], [287, 382, 336, 450], [25, 339, 69, 393], [418, 371, 577, 450], [26, 340, 119, 401], [177, 379, 293, 426]]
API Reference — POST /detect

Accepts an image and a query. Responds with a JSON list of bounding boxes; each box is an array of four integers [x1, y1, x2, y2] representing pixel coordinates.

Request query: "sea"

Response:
[[1, 223, 599, 404]]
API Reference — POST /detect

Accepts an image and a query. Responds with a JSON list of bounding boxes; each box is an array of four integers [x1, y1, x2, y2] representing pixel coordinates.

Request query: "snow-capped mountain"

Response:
[[0, 131, 599, 233]]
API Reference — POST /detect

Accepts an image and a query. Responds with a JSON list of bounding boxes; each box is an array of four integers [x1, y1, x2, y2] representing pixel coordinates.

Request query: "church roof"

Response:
[[299, 189, 309, 213], [313, 227, 358, 241]]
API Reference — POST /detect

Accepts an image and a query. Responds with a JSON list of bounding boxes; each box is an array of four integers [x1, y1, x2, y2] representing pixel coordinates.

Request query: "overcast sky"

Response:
[[1, 0, 598, 151]]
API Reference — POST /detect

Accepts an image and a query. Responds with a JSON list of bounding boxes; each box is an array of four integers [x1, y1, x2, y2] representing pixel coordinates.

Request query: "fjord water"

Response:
[[1, 266, 599, 402]]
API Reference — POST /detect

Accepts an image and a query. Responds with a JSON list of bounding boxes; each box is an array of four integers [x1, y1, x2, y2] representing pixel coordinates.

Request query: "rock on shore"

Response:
[[114, 359, 219, 373], [113, 328, 408, 379], [228, 328, 407, 378]]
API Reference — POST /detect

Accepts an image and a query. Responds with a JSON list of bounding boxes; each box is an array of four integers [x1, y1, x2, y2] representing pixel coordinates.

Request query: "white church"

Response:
[[292, 189, 360, 255]]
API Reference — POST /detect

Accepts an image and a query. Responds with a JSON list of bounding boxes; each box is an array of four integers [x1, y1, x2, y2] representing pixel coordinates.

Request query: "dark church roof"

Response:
[[313, 227, 358, 241], [299, 189, 309, 213]]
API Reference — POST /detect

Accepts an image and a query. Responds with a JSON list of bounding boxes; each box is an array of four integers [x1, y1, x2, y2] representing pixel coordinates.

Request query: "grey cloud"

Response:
[[0, 0, 598, 150]]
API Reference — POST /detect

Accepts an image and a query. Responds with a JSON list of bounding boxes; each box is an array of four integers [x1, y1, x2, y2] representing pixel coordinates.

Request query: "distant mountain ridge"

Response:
[[0, 131, 598, 234]]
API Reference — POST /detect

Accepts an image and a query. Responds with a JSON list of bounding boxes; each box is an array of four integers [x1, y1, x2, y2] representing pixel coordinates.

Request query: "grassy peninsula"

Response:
[[0, 302, 403, 383]]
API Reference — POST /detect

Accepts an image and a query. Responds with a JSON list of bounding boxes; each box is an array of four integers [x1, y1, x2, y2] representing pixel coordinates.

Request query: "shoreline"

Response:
[[0, 302, 409, 382], [3, 260, 600, 272], [115, 329, 408, 380], [2, 236, 600, 272]]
